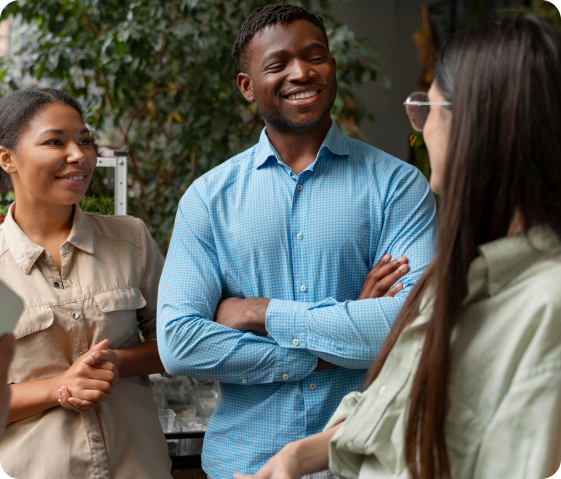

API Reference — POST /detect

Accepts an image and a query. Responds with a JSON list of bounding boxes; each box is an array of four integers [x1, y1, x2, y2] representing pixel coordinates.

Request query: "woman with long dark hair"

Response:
[[237, 15, 561, 479], [0, 88, 172, 477]]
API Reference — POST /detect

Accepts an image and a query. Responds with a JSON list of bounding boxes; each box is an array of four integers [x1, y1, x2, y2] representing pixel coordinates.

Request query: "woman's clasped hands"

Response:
[[57, 339, 120, 412]]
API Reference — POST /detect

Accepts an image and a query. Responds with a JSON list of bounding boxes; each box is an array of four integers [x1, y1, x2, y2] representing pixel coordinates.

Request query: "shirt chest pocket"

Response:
[[9, 306, 55, 384], [93, 287, 146, 350]]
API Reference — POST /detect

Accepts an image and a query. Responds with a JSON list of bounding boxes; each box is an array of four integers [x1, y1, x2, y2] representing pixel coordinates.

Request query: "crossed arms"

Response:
[[157, 170, 437, 383]]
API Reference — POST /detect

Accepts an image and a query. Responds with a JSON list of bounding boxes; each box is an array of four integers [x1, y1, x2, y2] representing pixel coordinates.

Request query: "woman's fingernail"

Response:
[[61, 387, 66, 395], [84, 355, 94, 365], [399, 265, 408, 272], [383, 254, 391, 260]]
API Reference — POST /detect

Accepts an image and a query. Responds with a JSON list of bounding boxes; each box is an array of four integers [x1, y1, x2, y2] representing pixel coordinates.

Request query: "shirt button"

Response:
[[378, 385, 389, 397], [67, 279, 73, 284], [309, 383, 316, 390], [297, 233, 303, 240], [282, 374, 289, 380], [349, 397, 358, 406], [292, 339, 300, 346], [62, 245, 69, 251], [300, 285, 307, 292], [72, 312, 80, 320], [296, 184, 303, 191], [346, 441, 355, 451], [92, 435, 101, 443], [241, 379, 247, 384], [53, 282, 60, 288]]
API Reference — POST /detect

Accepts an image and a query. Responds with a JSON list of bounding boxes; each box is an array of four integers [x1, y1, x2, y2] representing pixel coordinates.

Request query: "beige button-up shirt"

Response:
[[0, 204, 172, 479], [326, 226, 561, 479]]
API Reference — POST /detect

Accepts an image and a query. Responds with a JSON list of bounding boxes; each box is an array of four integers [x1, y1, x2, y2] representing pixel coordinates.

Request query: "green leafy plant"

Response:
[[1, 0, 387, 250], [0, 203, 9, 217], [79, 195, 115, 215]]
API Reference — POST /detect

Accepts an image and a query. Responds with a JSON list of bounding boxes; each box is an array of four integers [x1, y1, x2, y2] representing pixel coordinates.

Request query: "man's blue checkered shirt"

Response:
[[157, 123, 437, 479]]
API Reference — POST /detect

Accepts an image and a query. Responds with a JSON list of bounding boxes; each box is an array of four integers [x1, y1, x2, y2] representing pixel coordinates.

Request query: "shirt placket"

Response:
[[43, 244, 111, 479], [291, 170, 311, 301]]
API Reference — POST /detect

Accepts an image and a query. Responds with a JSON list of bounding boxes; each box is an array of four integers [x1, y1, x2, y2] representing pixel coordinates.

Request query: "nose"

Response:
[[66, 141, 86, 165], [288, 58, 315, 83]]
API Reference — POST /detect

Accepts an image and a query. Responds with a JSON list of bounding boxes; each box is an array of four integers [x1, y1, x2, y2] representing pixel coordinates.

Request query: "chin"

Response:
[[429, 177, 443, 196]]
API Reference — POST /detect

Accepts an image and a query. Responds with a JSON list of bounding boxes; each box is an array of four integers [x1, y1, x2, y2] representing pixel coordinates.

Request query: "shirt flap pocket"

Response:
[[94, 287, 146, 313], [14, 306, 54, 340]]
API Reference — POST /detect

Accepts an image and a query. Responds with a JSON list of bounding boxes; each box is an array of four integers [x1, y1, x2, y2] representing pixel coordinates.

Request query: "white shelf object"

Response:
[[96, 152, 128, 216]]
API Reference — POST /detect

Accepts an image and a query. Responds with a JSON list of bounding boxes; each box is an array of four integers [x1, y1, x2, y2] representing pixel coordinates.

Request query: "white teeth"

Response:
[[288, 91, 318, 101], [67, 176, 85, 181]]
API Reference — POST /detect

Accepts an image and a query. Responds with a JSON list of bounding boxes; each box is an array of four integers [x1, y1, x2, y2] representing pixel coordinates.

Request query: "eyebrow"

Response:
[[39, 128, 90, 136], [262, 42, 328, 64]]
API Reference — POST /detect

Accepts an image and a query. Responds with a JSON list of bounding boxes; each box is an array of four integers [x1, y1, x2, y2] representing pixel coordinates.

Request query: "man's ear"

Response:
[[0, 147, 17, 175], [237, 72, 255, 103]]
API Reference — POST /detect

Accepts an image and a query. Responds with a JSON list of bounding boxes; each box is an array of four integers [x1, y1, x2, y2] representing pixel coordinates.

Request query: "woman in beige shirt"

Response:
[[0, 88, 172, 478], [238, 15, 561, 479]]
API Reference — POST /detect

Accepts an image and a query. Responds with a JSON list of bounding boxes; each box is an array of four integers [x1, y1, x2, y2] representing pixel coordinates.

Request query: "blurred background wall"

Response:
[[332, 0, 426, 161]]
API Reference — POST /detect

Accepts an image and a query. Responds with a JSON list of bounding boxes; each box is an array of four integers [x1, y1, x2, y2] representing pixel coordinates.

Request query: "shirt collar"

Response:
[[465, 225, 561, 303], [255, 121, 350, 170], [3, 203, 94, 275]]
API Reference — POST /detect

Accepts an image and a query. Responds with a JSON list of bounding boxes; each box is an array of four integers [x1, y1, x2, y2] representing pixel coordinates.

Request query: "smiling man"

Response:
[[157, 4, 437, 479]]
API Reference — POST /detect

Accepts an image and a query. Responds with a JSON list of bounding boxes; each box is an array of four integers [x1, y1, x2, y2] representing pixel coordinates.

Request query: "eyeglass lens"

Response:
[[406, 92, 430, 132]]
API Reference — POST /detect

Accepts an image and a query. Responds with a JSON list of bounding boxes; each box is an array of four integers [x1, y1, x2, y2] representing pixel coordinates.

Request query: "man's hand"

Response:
[[215, 297, 270, 335], [358, 254, 409, 300], [215, 255, 408, 372]]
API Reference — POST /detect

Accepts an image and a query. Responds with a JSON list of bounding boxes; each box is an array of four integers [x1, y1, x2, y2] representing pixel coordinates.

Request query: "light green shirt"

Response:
[[326, 226, 561, 479]]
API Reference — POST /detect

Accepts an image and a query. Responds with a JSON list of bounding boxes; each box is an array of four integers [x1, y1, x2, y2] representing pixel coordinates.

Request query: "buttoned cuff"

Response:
[[274, 343, 318, 382], [324, 391, 363, 430], [266, 298, 311, 349]]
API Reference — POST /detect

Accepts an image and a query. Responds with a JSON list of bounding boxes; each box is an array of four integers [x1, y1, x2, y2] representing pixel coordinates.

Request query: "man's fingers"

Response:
[[358, 255, 392, 300], [383, 282, 403, 298], [370, 253, 391, 273], [374, 264, 409, 296], [359, 257, 408, 300]]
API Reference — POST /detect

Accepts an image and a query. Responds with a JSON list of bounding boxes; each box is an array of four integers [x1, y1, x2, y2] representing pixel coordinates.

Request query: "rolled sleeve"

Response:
[[324, 391, 363, 430]]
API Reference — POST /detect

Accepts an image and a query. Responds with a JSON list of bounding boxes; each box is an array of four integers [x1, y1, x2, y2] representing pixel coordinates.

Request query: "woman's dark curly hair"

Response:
[[0, 88, 82, 192]]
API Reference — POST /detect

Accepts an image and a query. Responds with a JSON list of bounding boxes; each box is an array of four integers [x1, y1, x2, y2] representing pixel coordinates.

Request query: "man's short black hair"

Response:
[[232, 3, 329, 73]]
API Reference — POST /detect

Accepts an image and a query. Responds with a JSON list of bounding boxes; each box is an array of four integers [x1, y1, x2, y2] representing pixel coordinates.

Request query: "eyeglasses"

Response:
[[403, 92, 452, 132]]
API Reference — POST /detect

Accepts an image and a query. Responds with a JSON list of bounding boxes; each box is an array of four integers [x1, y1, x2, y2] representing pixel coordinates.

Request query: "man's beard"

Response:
[[254, 90, 336, 133]]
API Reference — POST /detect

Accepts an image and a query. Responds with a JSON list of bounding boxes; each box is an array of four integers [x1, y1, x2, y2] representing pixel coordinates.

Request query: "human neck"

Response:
[[265, 117, 332, 176], [507, 209, 526, 236], [11, 194, 74, 247]]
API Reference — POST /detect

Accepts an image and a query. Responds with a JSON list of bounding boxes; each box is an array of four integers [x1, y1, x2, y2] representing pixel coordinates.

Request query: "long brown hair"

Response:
[[366, 15, 561, 479]]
